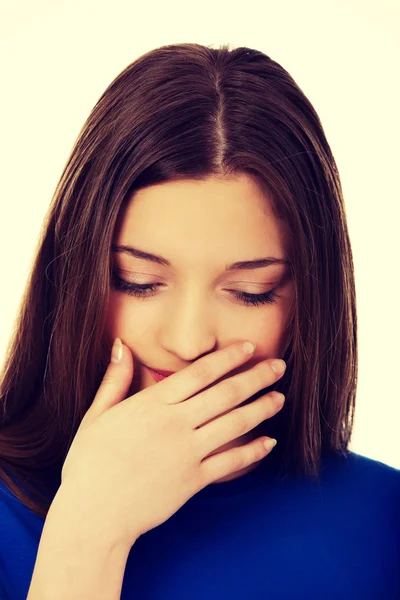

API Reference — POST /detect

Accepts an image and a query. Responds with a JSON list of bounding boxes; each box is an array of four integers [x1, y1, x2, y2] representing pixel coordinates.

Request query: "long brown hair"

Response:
[[0, 43, 357, 519]]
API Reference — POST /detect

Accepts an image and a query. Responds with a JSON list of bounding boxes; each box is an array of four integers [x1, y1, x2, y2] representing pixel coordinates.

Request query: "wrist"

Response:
[[28, 524, 130, 600], [46, 484, 135, 554]]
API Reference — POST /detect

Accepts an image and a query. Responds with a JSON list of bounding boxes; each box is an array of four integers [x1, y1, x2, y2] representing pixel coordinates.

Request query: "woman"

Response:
[[0, 43, 398, 599]]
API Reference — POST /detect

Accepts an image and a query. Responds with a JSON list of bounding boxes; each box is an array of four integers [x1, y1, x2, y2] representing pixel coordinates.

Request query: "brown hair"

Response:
[[0, 42, 357, 519]]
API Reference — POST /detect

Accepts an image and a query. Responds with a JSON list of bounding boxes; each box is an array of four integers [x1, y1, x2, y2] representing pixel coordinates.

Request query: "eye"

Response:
[[230, 289, 279, 306], [111, 274, 279, 307]]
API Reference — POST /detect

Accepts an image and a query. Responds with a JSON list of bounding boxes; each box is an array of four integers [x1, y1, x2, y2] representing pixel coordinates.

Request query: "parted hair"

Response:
[[0, 43, 357, 518]]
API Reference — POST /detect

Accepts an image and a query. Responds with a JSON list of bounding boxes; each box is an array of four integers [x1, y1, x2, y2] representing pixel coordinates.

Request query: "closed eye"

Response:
[[111, 274, 279, 307]]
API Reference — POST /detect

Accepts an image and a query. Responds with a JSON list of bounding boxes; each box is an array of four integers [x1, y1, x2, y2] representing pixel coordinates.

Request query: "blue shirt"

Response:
[[0, 450, 399, 599]]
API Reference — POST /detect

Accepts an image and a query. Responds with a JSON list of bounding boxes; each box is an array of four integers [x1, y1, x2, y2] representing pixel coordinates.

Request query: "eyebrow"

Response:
[[112, 244, 289, 271]]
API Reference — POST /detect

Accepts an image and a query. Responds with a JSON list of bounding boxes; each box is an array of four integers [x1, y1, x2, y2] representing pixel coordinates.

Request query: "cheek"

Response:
[[106, 290, 291, 358], [247, 305, 287, 357], [105, 293, 132, 338], [106, 293, 156, 347]]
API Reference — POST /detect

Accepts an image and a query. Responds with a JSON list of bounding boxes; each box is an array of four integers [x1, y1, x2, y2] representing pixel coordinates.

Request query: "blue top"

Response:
[[0, 449, 399, 599]]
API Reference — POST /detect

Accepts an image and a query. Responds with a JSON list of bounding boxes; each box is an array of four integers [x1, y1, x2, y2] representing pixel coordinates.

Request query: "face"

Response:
[[106, 174, 294, 482]]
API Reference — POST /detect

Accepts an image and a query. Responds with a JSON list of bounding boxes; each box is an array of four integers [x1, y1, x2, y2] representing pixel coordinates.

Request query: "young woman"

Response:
[[0, 43, 398, 600]]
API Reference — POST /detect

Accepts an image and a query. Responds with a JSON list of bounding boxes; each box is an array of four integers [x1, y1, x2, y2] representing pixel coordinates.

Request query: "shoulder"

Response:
[[0, 475, 46, 527], [320, 449, 400, 514], [0, 478, 45, 600], [324, 449, 400, 482], [0, 477, 20, 509], [0, 476, 32, 526]]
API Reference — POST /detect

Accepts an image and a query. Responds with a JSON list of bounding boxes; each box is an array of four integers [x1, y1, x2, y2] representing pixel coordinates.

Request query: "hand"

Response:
[[58, 340, 286, 549]]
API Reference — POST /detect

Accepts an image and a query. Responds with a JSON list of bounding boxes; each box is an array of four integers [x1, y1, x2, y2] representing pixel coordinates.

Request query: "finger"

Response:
[[83, 338, 134, 426], [196, 391, 285, 457], [147, 340, 256, 405], [199, 435, 278, 488], [186, 360, 285, 429]]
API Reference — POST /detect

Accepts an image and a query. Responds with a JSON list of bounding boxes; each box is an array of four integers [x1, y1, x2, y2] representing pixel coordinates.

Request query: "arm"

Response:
[[27, 488, 134, 600]]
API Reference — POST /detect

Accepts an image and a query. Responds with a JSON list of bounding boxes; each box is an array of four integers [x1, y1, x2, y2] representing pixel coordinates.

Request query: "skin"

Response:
[[106, 174, 294, 483]]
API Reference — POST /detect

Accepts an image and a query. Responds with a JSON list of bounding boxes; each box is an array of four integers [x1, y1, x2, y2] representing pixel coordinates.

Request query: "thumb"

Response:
[[84, 338, 134, 425]]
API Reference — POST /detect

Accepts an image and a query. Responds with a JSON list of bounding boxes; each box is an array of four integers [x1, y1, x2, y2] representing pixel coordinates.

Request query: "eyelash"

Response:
[[111, 274, 279, 307]]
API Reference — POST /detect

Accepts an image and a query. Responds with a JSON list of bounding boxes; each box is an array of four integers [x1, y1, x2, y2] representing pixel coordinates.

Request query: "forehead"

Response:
[[114, 175, 290, 257]]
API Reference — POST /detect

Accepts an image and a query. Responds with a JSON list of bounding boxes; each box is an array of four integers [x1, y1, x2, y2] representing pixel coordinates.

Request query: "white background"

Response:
[[0, 0, 399, 468]]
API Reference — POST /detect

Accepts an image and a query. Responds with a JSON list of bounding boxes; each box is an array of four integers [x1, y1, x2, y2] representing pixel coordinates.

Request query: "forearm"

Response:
[[27, 489, 133, 600]]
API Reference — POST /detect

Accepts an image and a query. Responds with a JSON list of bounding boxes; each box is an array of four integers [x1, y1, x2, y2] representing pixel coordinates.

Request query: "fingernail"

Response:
[[264, 438, 277, 451], [270, 392, 285, 404], [271, 359, 286, 375], [243, 341, 255, 355], [111, 337, 123, 363]]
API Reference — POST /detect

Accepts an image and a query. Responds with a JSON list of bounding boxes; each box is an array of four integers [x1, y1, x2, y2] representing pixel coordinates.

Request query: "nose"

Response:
[[161, 339, 218, 366], [157, 287, 237, 365]]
